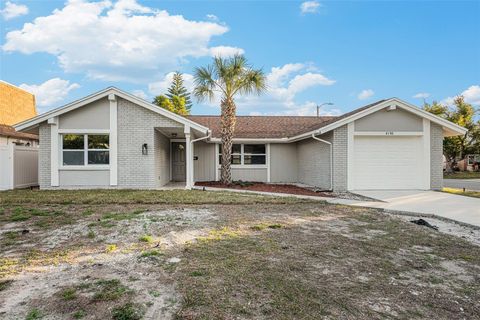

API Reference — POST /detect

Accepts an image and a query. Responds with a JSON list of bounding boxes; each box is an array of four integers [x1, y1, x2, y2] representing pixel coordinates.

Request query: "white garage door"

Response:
[[352, 136, 425, 190]]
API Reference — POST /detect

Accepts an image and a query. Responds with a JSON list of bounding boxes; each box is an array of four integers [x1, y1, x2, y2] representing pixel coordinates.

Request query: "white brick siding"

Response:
[[332, 125, 348, 192], [297, 133, 332, 189], [117, 98, 181, 188], [38, 123, 51, 188], [430, 123, 443, 190]]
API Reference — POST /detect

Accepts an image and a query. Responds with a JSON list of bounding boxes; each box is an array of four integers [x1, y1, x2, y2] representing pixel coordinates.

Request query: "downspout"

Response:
[[311, 132, 333, 191], [189, 130, 212, 188]]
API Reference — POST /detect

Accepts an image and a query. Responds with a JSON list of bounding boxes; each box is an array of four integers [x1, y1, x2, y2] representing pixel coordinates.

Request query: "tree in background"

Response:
[[152, 94, 188, 115], [424, 96, 479, 171], [193, 55, 266, 184], [166, 72, 193, 112]]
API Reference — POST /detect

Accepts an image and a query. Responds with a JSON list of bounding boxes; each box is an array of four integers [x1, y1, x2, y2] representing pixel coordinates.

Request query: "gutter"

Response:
[[311, 132, 333, 191], [191, 130, 212, 144]]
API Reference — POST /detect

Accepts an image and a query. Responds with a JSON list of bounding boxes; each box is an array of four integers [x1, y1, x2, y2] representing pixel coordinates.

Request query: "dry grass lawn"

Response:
[[0, 189, 479, 320]]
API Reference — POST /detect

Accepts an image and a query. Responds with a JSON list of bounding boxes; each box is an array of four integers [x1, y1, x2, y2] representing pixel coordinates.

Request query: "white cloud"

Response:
[[413, 92, 430, 99], [300, 1, 321, 14], [209, 46, 245, 57], [357, 89, 374, 100], [3, 0, 239, 81], [235, 63, 336, 115], [148, 72, 195, 96], [442, 85, 480, 106], [1, 1, 28, 20], [462, 85, 480, 105], [206, 14, 218, 21], [132, 89, 148, 100], [19, 78, 80, 109]]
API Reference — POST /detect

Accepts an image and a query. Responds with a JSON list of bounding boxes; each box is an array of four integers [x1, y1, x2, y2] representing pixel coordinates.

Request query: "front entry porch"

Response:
[[155, 124, 209, 189]]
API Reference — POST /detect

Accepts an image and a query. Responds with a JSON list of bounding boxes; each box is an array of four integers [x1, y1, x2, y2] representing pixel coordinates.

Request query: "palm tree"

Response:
[[194, 55, 266, 184]]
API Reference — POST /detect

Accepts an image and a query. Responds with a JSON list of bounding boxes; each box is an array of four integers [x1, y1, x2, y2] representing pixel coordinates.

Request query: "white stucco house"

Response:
[[14, 87, 467, 191]]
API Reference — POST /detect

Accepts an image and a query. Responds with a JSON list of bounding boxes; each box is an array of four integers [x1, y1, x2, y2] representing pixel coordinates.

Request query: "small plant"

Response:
[[233, 180, 255, 187], [112, 303, 144, 320], [87, 229, 95, 239], [72, 310, 86, 319], [93, 279, 131, 301], [61, 287, 77, 300], [105, 244, 117, 253], [0, 279, 13, 291], [139, 234, 154, 243], [140, 249, 162, 258], [251, 223, 283, 231], [190, 270, 207, 277], [10, 207, 30, 222], [81, 209, 94, 216], [25, 308, 43, 320], [149, 290, 161, 297]]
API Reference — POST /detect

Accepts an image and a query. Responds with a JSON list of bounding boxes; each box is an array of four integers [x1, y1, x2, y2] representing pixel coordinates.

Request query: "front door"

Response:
[[172, 142, 186, 181]]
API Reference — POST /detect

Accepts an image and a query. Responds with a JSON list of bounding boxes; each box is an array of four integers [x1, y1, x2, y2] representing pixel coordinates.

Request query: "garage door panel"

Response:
[[353, 136, 423, 190]]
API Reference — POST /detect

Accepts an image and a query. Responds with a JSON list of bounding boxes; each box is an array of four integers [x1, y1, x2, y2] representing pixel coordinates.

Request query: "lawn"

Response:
[[442, 187, 480, 199], [444, 171, 480, 179], [0, 189, 479, 319]]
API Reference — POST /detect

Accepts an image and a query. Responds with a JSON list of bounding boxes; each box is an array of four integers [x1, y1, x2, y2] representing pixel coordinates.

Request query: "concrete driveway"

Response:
[[351, 190, 480, 227], [444, 179, 480, 191]]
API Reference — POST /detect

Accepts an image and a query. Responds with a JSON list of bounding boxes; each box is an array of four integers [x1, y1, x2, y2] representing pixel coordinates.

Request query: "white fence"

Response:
[[0, 145, 38, 190]]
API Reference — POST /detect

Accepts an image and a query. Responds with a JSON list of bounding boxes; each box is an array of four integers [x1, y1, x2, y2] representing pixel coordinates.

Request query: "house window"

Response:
[[218, 144, 266, 165], [62, 134, 109, 166], [467, 155, 478, 166]]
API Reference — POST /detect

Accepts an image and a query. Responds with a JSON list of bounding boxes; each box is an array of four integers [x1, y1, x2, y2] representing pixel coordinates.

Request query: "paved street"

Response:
[[444, 179, 480, 191]]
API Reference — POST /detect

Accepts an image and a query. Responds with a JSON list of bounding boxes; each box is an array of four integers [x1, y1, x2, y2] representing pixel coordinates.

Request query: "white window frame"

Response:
[[61, 133, 110, 169], [218, 143, 267, 168]]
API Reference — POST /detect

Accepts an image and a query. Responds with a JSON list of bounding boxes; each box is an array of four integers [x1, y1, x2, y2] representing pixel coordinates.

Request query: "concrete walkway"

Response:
[[444, 179, 480, 191], [351, 190, 480, 227]]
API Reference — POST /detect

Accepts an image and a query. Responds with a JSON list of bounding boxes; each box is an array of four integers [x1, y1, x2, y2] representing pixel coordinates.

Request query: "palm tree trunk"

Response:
[[220, 97, 236, 184]]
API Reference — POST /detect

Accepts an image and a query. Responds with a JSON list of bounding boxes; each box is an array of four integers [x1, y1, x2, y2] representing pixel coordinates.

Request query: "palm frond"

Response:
[[193, 66, 216, 102]]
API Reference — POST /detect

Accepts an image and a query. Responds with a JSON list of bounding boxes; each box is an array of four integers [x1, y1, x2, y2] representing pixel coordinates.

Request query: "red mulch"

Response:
[[195, 181, 333, 198]]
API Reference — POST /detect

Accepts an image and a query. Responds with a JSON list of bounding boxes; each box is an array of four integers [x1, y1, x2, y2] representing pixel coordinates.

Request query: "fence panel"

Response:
[[0, 145, 14, 190], [13, 146, 39, 189]]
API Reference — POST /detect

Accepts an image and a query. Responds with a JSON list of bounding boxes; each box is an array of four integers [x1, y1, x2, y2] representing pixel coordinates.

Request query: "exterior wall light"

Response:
[[142, 143, 148, 155]]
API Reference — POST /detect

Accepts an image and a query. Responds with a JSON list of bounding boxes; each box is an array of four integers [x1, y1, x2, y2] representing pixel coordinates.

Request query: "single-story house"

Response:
[[14, 87, 467, 191]]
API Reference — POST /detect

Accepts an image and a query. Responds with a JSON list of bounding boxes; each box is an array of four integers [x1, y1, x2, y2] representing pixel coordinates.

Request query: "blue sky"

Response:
[[1, 0, 479, 116]]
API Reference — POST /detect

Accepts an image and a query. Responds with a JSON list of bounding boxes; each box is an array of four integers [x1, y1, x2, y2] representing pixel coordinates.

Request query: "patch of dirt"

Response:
[[1, 201, 479, 319]]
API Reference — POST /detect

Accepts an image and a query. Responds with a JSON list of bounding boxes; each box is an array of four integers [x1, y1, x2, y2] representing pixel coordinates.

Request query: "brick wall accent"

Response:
[[0, 82, 37, 125], [117, 98, 181, 188], [332, 125, 348, 192], [430, 123, 444, 190], [297, 132, 333, 189], [38, 123, 51, 188]]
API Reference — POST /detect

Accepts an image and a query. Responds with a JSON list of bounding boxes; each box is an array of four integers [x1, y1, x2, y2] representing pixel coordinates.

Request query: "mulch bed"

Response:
[[195, 181, 334, 198]]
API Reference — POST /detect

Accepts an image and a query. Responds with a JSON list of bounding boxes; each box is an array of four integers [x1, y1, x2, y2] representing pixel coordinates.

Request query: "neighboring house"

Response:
[[0, 81, 38, 146], [457, 154, 480, 172], [14, 87, 466, 191]]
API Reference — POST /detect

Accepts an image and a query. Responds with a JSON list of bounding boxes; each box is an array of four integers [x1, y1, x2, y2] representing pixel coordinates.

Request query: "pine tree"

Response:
[[166, 72, 192, 112]]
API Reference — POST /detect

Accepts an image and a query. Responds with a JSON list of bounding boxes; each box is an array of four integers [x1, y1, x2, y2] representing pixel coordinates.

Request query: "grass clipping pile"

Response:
[[0, 189, 478, 319]]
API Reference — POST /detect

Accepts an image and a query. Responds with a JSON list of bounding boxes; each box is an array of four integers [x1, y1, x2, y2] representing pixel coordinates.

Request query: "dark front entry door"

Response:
[[172, 142, 186, 182]]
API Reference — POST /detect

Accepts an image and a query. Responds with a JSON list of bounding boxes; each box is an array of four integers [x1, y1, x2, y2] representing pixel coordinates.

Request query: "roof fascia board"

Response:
[[290, 98, 466, 140]]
